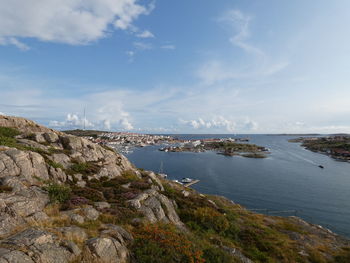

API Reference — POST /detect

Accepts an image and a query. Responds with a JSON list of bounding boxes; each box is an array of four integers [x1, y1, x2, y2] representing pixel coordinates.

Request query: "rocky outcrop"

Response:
[[0, 116, 55, 134], [0, 148, 49, 183], [127, 189, 184, 228], [0, 229, 77, 263]]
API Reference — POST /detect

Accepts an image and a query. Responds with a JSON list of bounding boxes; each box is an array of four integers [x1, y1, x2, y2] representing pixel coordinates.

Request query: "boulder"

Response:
[[86, 237, 129, 263], [127, 189, 184, 228], [43, 132, 59, 143], [82, 206, 100, 221], [94, 202, 111, 210]]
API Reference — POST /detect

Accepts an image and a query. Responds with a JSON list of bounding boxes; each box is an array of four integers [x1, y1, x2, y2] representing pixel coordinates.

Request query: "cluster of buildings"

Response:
[[83, 132, 175, 154]]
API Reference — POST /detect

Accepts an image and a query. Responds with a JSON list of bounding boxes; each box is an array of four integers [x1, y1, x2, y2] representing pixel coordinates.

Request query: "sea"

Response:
[[125, 134, 350, 237]]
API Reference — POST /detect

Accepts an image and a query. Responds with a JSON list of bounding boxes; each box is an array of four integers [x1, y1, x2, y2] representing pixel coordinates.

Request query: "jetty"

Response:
[[183, 179, 200, 188]]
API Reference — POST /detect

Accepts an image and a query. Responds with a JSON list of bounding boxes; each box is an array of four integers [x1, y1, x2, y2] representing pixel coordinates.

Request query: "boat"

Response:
[[181, 178, 193, 183], [172, 179, 182, 184], [318, 165, 324, 169]]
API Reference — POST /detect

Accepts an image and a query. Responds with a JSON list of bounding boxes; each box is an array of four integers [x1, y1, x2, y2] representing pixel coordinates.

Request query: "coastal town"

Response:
[[64, 130, 269, 158], [64, 130, 177, 154]]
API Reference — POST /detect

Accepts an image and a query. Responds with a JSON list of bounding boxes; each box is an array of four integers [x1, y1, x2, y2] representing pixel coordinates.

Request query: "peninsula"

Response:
[[289, 135, 350, 162]]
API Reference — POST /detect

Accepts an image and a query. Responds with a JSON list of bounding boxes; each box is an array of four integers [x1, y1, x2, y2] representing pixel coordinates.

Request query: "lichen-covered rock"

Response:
[[86, 237, 129, 263], [0, 149, 49, 183], [50, 153, 71, 169], [49, 167, 67, 182], [147, 171, 164, 191], [0, 116, 54, 134], [0, 229, 76, 263], [43, 132, 59, 143], [82, 206, 100, 221], [0, 248, 34, 263], [127, 189, 184, 228], [0, 187, 49, 237]]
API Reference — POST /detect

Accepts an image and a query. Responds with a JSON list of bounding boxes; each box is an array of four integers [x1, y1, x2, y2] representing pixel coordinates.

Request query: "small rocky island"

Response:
[[0, 115, 349, 263], [160, 139, 269, 158], [289, 135, 350, 162]]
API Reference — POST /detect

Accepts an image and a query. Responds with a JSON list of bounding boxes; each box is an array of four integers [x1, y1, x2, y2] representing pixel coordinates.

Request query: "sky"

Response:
[[0, 0, 350, 134]]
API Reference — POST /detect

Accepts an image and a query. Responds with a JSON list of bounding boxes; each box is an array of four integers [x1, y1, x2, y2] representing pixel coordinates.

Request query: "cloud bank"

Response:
[[0, 0, 154, 48]]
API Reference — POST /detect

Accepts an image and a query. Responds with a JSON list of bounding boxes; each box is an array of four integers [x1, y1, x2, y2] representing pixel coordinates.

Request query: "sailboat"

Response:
[[158, 161, 168, 179]]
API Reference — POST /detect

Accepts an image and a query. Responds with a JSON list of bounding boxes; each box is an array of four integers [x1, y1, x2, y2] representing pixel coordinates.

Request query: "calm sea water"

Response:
[[125, 135, 350, 237]]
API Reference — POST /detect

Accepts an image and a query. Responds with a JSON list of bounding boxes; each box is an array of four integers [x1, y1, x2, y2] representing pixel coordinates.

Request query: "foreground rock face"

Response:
[[0, 116, 187, 262], [0, 115, 349, 263]]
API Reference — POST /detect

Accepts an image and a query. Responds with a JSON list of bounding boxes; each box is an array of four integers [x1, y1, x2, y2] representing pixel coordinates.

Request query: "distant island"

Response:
[[289, 135, 350, 162], [160, 138, 269, 158]]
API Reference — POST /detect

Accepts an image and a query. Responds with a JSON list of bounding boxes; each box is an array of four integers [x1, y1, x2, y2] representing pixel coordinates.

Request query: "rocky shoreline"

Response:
[[0, 115, 349, 262]]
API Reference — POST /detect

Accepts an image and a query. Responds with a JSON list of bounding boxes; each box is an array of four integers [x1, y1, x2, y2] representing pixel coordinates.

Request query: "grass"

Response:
[[46, 159, 64, 169], [67, 161, 100, 176], [0, 127, 21, 138], [44, 183, 71, 204]]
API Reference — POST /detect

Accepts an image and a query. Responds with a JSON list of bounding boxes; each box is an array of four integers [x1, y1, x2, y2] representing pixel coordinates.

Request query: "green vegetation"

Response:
[[161, 181, 337, 263], [205, 141, 263, 152], [132, 224, 205, 263], [67, 161, 100, 176], [46, 159, 64, 169], [0, 127, 21, 148], [0, 127, 21, 138], [0, 126, 51, 155], [44, 183, 71, 204]]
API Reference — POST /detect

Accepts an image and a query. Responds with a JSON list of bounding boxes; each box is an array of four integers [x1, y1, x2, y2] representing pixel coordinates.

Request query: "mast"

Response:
[[83, 108, 86, 130]]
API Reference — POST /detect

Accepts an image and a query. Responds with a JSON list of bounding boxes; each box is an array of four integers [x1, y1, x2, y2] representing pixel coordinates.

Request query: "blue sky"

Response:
[[0, 0, 350, 133]]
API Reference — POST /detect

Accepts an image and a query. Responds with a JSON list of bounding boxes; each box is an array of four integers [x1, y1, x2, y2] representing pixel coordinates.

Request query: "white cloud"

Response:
[[49, 113, 94, 129], [136, 30, 155, 38], [133, 41, 153, 50], [0, 37, 30, 51], [180, 116, 236, 132], [161, 44, 176, 50], [196, 9, 289, 85], [243, 118, 258, 131], [0, 0, 154, 48], [120, 117, 134, 130], [0, 112, 4, 116], [220, 9, 264, 58]]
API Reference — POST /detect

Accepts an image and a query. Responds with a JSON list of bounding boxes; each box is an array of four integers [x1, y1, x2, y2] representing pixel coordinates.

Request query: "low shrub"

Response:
[[69, 162, 100, 175], [202, 247, 233, 263], [132, 224, 205, 263], [181, 207, 230, 233], [0, 127, 21, 138], [61, 196, 90, 210], [71, 186, 105, 202], [45, 183, 71, 204], [334, 247, 350, 263]]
